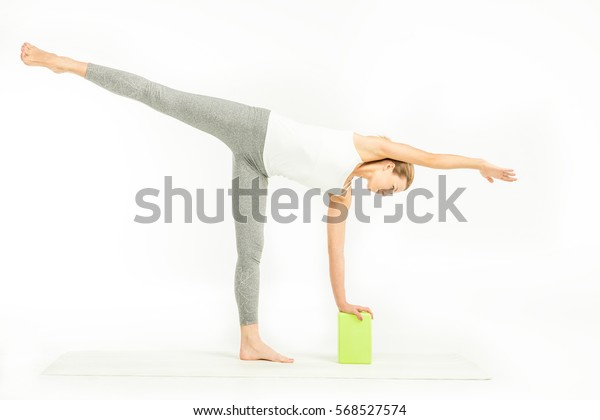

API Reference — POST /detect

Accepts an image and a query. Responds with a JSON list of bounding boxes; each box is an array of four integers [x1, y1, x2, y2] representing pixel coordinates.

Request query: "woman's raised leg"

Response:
[[20, 42, 261, 154]]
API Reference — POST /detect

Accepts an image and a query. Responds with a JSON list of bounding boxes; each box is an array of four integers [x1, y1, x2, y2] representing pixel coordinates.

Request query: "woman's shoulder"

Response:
[[328, 184, 353, 206]]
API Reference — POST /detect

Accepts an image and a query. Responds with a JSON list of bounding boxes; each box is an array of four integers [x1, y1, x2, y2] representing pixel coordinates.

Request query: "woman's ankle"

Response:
[[240, 322, 261, 343], [63, 57, 87, 77]]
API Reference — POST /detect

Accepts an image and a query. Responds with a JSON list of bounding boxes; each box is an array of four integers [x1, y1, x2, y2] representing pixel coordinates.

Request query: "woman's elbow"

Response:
[[412, 153, 439, 168], [425, 154, 439, 168]]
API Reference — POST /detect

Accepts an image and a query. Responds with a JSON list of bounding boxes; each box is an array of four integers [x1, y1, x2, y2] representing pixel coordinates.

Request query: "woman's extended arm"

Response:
[[379, 137, 517, 183], [326, 189, 374, 321], [380, 138, 482, 168]]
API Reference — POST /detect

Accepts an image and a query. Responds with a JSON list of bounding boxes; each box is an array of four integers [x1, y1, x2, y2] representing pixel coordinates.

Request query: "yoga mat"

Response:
[[42, 350, 491, 380]]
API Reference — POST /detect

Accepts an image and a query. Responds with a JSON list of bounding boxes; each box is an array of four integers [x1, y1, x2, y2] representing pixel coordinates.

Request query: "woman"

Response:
[[20, 42, 517, 364]]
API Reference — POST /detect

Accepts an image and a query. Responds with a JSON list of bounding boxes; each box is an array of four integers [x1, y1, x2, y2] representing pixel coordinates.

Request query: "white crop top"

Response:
[[262, 111, 363, 194]]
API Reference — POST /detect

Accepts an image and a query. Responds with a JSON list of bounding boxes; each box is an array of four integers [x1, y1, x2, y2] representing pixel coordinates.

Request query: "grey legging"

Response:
[[85, 63, 270, 326]]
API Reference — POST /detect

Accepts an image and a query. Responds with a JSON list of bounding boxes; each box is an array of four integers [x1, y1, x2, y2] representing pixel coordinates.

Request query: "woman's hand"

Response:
[[479, 160, 517, 183], [338, 302, 374, 321]]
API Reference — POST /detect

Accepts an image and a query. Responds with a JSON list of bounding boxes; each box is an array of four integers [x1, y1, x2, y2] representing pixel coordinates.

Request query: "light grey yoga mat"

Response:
[[42, 351, 491, 380]]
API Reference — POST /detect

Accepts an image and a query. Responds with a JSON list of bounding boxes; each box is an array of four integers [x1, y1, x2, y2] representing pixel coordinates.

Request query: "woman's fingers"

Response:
[[492, 168, 517, 182], [345, 304, 375, 321], [357, 306, 374, 320], [354, 309, 363, 321], [482, 164, 517, 183]]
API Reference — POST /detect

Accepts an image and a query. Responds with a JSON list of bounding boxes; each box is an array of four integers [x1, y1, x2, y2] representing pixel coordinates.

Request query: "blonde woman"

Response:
[[21, 42, 517, 363]]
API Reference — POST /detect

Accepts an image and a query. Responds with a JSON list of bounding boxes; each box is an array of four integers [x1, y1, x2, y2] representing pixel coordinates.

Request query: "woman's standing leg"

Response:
[[21, 42, 293, 362], [232, 155, 267, 326], [232, 156, 293, 362]]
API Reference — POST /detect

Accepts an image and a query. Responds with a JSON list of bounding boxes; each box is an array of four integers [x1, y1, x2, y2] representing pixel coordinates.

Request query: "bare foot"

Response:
[[20, 42, 68, 73], [240, 337, 295, 363]]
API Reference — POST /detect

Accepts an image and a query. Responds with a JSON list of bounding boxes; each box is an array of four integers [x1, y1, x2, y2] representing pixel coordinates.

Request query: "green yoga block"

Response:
[[338, 311, 372, 364]]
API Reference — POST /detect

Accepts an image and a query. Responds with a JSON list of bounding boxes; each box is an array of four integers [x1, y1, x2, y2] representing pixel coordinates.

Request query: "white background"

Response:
[[1, 0, 599, 405]]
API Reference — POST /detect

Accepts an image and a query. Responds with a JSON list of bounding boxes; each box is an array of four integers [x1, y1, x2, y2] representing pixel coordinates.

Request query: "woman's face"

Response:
[[369, 164, 406, 196]]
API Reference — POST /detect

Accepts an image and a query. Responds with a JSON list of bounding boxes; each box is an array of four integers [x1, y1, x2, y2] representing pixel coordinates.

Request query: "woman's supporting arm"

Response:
[[327, 192, 350, 308], [326, 189, 374, 321]]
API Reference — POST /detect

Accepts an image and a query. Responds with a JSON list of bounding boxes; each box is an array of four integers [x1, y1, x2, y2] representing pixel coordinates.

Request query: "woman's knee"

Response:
[[237, 247, 263, 265]]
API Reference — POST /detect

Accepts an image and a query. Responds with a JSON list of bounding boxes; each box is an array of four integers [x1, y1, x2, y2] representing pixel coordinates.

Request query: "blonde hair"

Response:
[[376, 135, 415, 190]]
